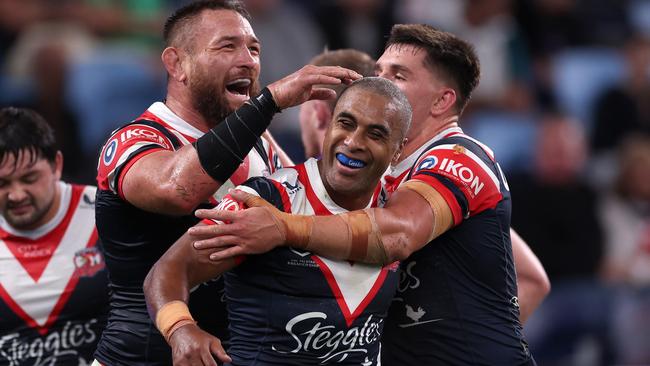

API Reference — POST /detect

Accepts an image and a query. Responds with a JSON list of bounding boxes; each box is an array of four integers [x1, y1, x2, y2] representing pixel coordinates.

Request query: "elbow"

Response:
[[384, 234, 415, 263], [143, 266, 156, 302], [152, 183, 200, 215], [538, 273, 551, 298]]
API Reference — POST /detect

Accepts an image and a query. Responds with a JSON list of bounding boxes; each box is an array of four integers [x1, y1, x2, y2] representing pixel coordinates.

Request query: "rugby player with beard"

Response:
[[93, 1, 360, 365]]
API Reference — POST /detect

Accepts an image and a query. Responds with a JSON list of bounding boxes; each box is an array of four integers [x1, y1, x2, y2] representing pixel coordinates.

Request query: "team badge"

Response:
[[416, 156, 438, 172], [73, 247, 105, 277], [102, 138, 119, 166]]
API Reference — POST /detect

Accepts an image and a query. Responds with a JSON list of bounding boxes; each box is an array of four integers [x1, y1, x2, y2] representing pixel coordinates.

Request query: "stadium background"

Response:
[[0, 0, 648, 364]]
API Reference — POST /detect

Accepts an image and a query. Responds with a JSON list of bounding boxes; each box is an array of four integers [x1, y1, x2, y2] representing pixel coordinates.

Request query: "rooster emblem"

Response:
[[405, 304, 426, 322]]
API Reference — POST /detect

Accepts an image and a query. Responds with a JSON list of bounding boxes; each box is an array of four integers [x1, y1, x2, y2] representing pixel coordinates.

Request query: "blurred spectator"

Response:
[[510, 113, 613, 365], [591, 34, 650, 154], [308, 0, 397, 57], [599, 135, 650, 363], [243, 0, 325, 161], [397, 0, 534, 113], [0, 0, 169, 183], [513, 0, 630, 58]]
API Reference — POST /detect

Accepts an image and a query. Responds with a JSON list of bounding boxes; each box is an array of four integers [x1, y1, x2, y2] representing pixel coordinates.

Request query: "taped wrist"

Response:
[[400, 180, 453, 241], [277, 212, 313, 250], [338, 209, 388, 264], [155, 300, 196, 343], [194, 88, 280, 182]]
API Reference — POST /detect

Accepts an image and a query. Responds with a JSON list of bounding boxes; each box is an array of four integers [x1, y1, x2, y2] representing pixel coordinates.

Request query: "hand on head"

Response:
[[268, 65, 362, 110]]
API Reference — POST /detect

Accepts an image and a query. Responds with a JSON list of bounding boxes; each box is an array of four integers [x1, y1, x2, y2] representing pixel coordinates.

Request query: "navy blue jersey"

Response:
[[211, 159, 399, 365], [379, 127, 534, 365], [0, 183, 108, 366], [94, 102, 280, 365]]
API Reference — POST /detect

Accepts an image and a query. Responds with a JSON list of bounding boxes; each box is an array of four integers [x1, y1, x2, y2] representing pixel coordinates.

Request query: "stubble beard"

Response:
[[189, 71, 261, 128], [3, 195, 54, 230]]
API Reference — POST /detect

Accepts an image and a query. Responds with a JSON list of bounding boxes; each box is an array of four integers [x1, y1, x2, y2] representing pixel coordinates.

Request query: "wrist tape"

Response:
[[194, 88, 280, 182], [155, 300, 196, 343]]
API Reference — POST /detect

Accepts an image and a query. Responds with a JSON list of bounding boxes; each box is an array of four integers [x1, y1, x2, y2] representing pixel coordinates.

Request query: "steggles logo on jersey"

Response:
[[0, 319, 99, 366], [73, 248, 105, 278], [271, 312, 382, 364]]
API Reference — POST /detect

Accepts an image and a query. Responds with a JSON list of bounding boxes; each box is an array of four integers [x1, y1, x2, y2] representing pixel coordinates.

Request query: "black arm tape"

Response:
[[194, 88, 279, 182]]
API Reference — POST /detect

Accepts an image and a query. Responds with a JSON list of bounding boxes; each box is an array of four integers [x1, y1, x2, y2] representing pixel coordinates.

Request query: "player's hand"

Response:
[[190, 190, 286, 261], [268, 65, 361, 109], [169, 323, 231, 366]]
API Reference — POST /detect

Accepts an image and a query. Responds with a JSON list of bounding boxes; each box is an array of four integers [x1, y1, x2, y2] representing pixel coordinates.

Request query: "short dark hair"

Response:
[[309, 49, 376, 111], [163, 0, 250, 48], [0, 107, 57, 169], [386, 24, 480, 114], [338, 77, 412, 140]]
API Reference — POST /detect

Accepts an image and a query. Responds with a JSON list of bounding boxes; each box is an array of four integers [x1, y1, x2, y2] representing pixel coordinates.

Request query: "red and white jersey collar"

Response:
[[146, 102, 205, 142], [388, 126, 464, 178], [0, 182, 70, 240], [302, 158, 374, 214]]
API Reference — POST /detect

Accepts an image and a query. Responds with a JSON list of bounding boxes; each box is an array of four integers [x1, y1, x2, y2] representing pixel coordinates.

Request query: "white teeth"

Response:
[[227, 78, 251, 87]]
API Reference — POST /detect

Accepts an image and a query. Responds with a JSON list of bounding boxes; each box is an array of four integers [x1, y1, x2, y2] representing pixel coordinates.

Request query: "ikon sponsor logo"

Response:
[[118, 126, 170, 149], [438, 158, 484, 195], [272, 312, 382, 364]]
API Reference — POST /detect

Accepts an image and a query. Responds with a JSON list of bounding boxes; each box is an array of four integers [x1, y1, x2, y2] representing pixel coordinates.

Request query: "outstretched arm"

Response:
[[511, 229, 550, 324], [144, 223, 237, 366], [120, 65, 360, 215], [191, 180, 454, 264]]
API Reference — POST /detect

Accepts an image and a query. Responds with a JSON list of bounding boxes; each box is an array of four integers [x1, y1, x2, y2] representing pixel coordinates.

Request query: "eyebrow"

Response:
[[212, 35, 260, 45], [337, 111, 391, 136], [336, 111, 357, 122]]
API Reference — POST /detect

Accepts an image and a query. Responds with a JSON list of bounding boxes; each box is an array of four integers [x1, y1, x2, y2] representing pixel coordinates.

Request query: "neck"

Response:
[[164, 93, 211, 133], [29, 182, 62, 231], [317, 160, 375, 211], [398, 114, 460, 163]]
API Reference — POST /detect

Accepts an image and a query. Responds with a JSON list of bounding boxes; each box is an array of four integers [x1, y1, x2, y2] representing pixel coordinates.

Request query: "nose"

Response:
[[344, 130, 365, 151], [6, 183, 28, 203], [237, 47, 259, 71]]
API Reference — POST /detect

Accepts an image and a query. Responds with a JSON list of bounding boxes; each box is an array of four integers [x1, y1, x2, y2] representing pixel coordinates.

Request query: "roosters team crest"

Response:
[[73, 247, 105, 278]]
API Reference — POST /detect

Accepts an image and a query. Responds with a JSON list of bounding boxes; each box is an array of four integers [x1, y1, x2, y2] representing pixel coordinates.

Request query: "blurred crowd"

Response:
[[0, 0, 648, 364]]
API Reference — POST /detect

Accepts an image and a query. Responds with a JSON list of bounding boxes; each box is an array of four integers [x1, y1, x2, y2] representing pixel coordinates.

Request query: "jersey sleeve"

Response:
[[96, 123, 176, 198], [408, 142, 503, 226]]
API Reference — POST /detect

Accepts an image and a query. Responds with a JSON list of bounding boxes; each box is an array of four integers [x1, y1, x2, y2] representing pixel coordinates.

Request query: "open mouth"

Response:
[[226, 78, 251, 96], [336, 153, 366, 169]]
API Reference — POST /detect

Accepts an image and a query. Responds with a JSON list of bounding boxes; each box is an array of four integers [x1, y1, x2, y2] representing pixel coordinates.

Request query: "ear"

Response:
[[314, 101, 333, 130], [162, 47, 187, 83], [430, 88, 457, 117], [53, 151, 63, 181], [391, 137, 408, 165]]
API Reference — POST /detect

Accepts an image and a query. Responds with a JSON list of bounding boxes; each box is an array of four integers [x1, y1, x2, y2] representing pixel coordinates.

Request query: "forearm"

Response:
[[511, 229, 551, 323], [144, 231, 233, 318], [284, 185, 443, 264], [123, 146, 220, 215], [123, 89, 280, 215]]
